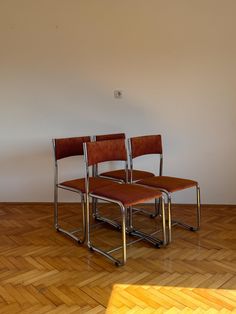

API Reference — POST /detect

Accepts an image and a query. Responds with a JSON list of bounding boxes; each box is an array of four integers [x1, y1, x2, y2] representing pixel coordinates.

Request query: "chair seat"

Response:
[[138, 176, 198, 193], [100, 169, 155, 182], [59, 177, 114, 194], [91, 183, 162, 207]]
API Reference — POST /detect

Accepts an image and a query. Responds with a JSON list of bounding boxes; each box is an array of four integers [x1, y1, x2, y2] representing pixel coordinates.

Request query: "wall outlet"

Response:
[[114, 90, 123, 99]]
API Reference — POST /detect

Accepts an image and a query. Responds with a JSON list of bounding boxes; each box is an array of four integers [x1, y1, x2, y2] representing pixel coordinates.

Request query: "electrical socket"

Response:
[[114, 90, 123, 99]]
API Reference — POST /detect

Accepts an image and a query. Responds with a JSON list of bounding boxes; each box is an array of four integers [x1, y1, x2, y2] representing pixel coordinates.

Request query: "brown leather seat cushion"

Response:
[[138, 176, 198, 193], [92, 183, 162, 207], [100, 169, 155, 182], [60, 177, 116, 194]]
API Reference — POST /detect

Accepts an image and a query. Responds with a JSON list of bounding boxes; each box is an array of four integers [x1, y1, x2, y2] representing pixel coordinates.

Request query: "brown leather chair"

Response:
[[52, 136, 113, 243], [83, 138, 166, 265], [128, 135, 201, 244]]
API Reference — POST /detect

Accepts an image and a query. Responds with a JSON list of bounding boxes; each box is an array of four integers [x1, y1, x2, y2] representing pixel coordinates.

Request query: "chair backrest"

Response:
[[92, 133, 126, 177], [53, 136, 91, 161], [83, 138, 128, 192], [52, 136, 91, 186], [128, 135, 163, 176], [94, 133, 125, 142], [84, 138, 127, 167], [129, 135, 162, 158]]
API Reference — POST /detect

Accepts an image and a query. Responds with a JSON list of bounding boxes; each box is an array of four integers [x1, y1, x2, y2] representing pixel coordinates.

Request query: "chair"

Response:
[[129, 135, 201, 244], [95, 133, 155, 183], [92, 133, 127, 225], [83, 138, 166, 265], [94, 132, 157, 218], [52, 136, 114, 243]]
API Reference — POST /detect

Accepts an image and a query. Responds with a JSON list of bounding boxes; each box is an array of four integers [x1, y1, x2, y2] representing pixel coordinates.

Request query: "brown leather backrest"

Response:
[[95, 133, 125, 141], [130, 135, 162, 158], [54, 136, 91, 160], [85, 138, 127, 166]]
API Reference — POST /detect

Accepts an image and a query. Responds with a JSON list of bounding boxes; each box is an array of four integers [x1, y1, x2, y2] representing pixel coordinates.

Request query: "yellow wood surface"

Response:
[[0, 203, 235, 313]]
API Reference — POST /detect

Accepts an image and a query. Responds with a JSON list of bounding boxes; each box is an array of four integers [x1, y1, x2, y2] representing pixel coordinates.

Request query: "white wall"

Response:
[[0, 0, 236, 203]]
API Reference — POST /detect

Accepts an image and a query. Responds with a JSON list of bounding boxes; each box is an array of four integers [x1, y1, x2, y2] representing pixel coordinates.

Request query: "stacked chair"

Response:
[[128, 135, 201, 243], [91, 133, 128, 225], [94, 133, 155, 184], [94, 133, 159, 218], [52, 136, 116, 243], [83, 138, 166, 265], [52, 133, 201, 265]]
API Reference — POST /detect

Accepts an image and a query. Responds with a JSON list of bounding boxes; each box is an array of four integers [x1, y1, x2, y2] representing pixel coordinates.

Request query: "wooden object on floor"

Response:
[[0, 203, 235, 313]]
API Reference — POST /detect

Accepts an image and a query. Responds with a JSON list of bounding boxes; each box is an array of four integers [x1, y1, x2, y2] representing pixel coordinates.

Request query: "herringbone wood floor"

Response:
[[0, 203, 235, 313]]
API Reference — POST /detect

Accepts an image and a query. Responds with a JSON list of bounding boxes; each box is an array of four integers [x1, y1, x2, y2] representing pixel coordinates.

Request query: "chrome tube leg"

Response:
[[87, 197, 127, 266], [172, 185, 201, 232], [54, 186, 59, 230], [196, 185, 201, 230], [127, 202, 163, 247], [150, 198, 160, 218], [86, 194, 91, 247], [126, 207, 129, 229], [92, 197, 121, 229], [127, 206, 133, 231], [121, 205, 127, 265], [167, 194, 172, 244], [92, 198, 98, 218], [156, 198, 161, 216], [161, 196, 167, 246], [80, 196, 86, 244]]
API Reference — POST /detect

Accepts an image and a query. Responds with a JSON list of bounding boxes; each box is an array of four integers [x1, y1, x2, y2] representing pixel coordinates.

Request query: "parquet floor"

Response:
[[0, 203, 235, 313]]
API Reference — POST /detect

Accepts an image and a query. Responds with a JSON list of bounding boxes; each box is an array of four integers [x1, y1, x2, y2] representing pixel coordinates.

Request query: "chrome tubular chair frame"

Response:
[[52, 138, 87, 244], [91, 161, 128, 230], [127, 138, 163, 218], [93, 133, 159, 220], [91, 133, 128, 228], [131, 134, 201, 244], [83, 142, 126, 266], [170, 185, 201, 241], [138, 183, 201, 244], [83, 139, 167, 265], [126, 196, 166, 247]]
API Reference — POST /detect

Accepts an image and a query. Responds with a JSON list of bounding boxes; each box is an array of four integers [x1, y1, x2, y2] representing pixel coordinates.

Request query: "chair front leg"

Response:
[[167, 194, 172, 244], [79, 195, 86, 244], [196, 185, 201, 230], [85, 193, 91, 248], [171, 185, 201, 232], [86, 196, 127, 266], [160, 196, 167, 246], [54, 185, 59, 230], [120, 204, 127, 265], [56, 192, 86, 244]]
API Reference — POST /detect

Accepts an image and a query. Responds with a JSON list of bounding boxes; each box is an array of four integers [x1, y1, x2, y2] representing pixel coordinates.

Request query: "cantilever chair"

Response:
[[129, 134, 201, 244], [83, 138, 166, 265], [52, 136, 114, 243]]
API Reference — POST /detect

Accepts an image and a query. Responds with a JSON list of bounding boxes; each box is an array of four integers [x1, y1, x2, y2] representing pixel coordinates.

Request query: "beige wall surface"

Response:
[[0, 0, 235, 203]]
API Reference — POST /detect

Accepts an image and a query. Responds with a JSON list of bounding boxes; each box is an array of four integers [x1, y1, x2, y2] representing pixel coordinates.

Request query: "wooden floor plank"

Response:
[[0, 203, 235, 313]]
